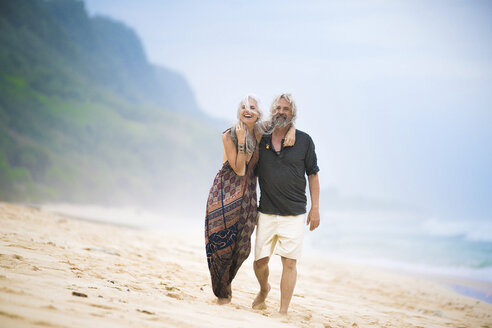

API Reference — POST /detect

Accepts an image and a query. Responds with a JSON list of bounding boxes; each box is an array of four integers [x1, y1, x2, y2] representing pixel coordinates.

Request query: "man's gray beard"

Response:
[[272, 115, 292, 129]]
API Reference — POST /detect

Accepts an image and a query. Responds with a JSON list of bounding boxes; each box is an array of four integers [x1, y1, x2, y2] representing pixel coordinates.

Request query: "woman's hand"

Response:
[[236, 123, 246, 144], [284, 125, 296, 147]]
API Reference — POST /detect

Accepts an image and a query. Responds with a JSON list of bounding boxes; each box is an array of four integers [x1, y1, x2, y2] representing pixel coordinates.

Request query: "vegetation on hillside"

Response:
[[0, 0, 222, 212]]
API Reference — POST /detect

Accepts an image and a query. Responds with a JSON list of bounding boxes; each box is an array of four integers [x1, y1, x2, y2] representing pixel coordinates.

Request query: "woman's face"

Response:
[[239, 98, 260, 125]]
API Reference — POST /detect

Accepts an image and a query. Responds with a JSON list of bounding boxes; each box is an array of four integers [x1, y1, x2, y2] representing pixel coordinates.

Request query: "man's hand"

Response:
[[307, 207, 320, 231]]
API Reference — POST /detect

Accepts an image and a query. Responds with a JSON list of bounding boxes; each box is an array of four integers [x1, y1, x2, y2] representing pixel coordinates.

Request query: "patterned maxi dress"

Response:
[[205, 142, 259, 298]]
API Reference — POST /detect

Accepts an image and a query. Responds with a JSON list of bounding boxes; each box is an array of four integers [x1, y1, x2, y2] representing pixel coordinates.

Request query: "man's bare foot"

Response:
[[217, 297, 231, 305], [271, 312, 289, 322], [272, 312, 288, 317], [252, 283, 271, 310]]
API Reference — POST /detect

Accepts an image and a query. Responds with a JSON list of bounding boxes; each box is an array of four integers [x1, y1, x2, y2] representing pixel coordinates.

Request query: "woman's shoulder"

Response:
[[222, 128, 233, 142], [222, 127, 232, 136]]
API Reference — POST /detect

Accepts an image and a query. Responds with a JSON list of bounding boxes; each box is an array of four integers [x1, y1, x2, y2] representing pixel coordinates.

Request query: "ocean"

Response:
[[305, 209, 492, 302]]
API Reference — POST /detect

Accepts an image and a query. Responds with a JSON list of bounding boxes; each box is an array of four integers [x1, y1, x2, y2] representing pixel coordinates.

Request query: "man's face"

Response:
[[272, 98, 292, 128]]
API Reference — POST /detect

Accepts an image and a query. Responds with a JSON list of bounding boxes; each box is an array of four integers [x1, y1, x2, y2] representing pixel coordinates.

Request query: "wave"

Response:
[[422, 218, 492, 242]]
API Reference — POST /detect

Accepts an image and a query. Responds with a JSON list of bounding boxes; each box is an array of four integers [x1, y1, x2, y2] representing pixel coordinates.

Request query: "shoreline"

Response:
[[302, 251, 492, 305], [415, 273, 492, 304], [2, 202, 491, 327]]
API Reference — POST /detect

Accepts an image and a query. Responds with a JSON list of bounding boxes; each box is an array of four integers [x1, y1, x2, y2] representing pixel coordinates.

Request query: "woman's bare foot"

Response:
[[216, 284, 232, 305], [217, 297, 231, 305], [252, 283, 271, 309]]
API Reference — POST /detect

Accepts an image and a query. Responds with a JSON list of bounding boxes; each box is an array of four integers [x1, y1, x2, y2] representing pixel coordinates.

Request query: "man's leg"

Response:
[[252, 257, 271, 309], [279, 256, 297, 314]]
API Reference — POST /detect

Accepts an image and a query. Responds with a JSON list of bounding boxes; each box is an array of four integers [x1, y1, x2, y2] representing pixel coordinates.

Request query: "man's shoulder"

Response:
[[295, 129, 313, 141]]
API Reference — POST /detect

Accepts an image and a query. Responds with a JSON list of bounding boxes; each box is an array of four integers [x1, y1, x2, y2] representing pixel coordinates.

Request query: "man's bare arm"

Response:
[[307, 173, 320, 231]]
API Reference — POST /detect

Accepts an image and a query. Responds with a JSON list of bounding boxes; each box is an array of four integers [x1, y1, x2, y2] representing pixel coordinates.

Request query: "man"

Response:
[[252, 93, 320, 315]]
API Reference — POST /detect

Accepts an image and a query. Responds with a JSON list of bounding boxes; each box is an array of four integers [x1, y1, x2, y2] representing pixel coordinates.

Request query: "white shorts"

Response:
[[254, 212, 306, 261]]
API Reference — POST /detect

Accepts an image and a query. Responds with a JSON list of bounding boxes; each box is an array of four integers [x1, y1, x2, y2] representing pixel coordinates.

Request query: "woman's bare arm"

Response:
[[222, 126, 247, 176]]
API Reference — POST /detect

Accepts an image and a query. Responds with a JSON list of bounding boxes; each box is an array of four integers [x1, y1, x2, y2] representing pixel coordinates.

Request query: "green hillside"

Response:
[[0, 0, 222, 213]]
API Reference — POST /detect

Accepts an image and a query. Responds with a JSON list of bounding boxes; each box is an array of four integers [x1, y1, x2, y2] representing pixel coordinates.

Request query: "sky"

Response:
[[84, 0, 492, 221]]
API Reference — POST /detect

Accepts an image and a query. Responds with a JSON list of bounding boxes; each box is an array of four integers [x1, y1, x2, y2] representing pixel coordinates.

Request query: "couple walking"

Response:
[[205, 93, 320, 315]]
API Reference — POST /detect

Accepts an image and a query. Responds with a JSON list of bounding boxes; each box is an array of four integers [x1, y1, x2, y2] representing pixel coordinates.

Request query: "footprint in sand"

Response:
[[41, 305, 57, 310], [302, 313, 312, 321], [89, 303, 115, 310], [0, 310, 24, 320], [166, 292, 182, 300], [137, 309, 155, 315], [31, 320, 57, 327]]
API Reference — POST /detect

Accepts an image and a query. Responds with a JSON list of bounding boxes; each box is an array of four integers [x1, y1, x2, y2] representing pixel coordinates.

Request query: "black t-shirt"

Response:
[[256, 129, 319, 216]]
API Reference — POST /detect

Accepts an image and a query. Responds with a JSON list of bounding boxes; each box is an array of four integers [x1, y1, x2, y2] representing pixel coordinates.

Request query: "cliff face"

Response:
[[0, 0, 221, 212]]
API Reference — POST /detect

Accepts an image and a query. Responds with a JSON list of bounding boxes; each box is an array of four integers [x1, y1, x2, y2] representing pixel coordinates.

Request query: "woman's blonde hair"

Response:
[[230, 94, 267, 154]]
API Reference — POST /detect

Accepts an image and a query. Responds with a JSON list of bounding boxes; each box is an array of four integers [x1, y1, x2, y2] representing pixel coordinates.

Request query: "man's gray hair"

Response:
[[270, 93, 297, 124]]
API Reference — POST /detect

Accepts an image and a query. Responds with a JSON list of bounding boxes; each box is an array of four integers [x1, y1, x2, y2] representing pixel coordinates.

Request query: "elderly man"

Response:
[[252, 93, 320, 315]]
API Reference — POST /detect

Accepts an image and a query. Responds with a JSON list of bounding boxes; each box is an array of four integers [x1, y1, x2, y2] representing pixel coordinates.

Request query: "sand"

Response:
[[0, 202, 491, 328]]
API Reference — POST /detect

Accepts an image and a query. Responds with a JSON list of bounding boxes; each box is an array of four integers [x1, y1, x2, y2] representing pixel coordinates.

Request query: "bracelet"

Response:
[[238, 144, 245, 153]]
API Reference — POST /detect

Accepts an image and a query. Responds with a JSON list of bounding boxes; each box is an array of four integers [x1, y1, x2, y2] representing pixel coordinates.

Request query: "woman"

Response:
[[205, 94, 295, 304]]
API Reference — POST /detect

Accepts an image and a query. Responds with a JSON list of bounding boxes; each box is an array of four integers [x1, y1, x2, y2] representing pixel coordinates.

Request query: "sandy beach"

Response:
[[1, 202, 491, 328]]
